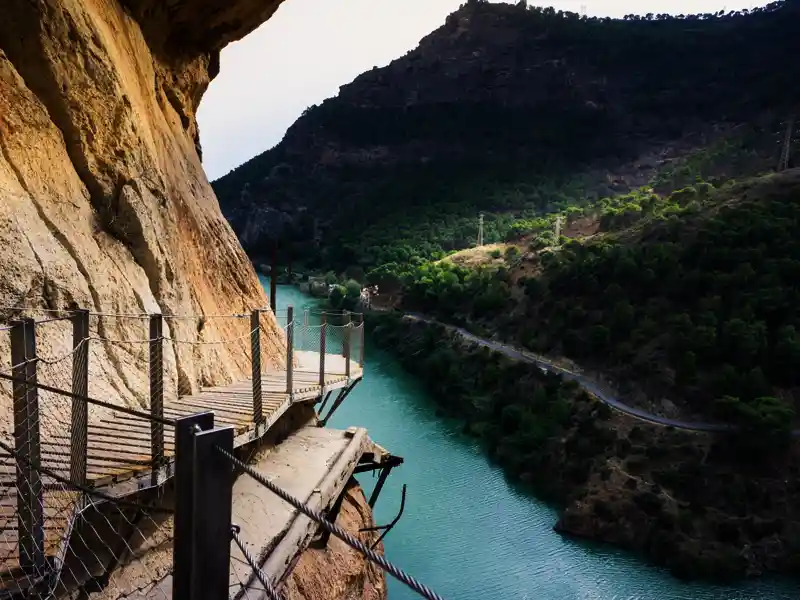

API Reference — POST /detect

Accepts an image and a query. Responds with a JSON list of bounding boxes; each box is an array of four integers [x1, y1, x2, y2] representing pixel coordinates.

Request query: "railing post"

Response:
[[343, 312, 351, 379], [70, 309, 89, 486], [10, 318, 44, 573], [303, 308, 309, 351], [250, 309, 263, 425], [358, 313, 365, 368], [173, 412, 215, 600], [270, 240, 278, 313], [149, 314, 164, 483], [192, 425, 235, 600], [286, 306, 294, 395], [319, 313, 326, 387]]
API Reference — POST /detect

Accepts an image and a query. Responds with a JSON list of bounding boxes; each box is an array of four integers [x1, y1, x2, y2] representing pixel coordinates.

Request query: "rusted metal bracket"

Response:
[[360, 484, 407, 549]]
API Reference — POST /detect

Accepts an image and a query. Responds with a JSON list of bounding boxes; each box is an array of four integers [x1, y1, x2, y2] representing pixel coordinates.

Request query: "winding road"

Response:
[[403, 313, 800, 436]]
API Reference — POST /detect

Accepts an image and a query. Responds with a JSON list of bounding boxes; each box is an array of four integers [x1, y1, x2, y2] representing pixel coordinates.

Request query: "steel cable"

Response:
[[231, 525, 282, 600], [0, 372, 175, 426]]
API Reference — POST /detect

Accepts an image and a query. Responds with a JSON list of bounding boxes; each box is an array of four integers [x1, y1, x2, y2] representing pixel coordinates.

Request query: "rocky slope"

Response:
[[285, 483, 387, 600], [214, 0, 798, 270], [0, 0, 288, 405]]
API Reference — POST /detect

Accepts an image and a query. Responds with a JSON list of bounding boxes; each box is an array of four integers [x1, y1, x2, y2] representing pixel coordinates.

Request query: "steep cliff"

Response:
[[0, 1, 388, 596], [0, 0, 288, 402]]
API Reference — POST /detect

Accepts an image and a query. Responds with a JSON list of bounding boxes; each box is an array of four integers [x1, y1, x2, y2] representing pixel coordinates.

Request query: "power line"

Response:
[[778, 114, 794, 171]]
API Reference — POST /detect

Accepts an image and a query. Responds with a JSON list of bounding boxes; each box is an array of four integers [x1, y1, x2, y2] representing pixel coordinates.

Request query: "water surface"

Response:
[[270, 281, 798, 600]]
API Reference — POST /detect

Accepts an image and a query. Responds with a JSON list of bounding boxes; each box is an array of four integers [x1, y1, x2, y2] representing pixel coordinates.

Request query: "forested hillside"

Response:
[[214, 0, 798, 271], [395, 170, 800, 440]]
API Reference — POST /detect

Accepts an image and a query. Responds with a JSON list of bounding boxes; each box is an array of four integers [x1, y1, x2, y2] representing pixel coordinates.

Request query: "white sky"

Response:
[[197, 0, 763, 181]]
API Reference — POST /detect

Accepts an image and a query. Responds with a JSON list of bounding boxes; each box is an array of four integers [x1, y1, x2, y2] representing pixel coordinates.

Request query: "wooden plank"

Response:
[[169, 397, 254, 415], [51, 433, 175, 452], [89, 424, 176, 441], [0, 455, 170, 483], [94, 416, 158, 429], [179, 394, 284, 410], [195, 390, 288, 402], [181, 396, 285, 412], [41, 448, 151, 466], [161, 408, 247, 427], [177, 393, 248, 406], [0, 455, 146, 480]]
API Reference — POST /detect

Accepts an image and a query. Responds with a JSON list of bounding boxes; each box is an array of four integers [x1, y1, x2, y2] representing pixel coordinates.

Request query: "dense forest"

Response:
[[390, 171, 800, 447], [215, 0, 798, 272]]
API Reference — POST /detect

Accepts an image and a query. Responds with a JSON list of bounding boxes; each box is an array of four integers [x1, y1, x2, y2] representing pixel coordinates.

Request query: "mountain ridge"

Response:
[[214, 0, 799, 270]]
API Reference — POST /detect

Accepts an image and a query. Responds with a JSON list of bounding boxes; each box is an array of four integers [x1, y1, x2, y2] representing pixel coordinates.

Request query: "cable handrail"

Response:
[[89, 335, 159, 345], [231, 525, 282, 600], [162, 314, 251, 320], [0, 371, 176, 426], [0, 305, 71, 314], [3, 305, 364, 323], [36, 338, 88, 365], [163, 328, 257, 345]]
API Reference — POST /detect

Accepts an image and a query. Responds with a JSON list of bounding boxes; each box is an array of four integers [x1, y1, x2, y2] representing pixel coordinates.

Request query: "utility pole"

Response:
[[778, 114, 794, 172], [477, 213, 484, 247], [270, 240, 278, 313]]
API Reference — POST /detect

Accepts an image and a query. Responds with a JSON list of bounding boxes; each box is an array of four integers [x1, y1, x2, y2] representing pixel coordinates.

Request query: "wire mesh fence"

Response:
[[0, 309, 176, 596], [0, 303, 368, 598], [0, 442, 175, 600], [277, 308, 365, 371]]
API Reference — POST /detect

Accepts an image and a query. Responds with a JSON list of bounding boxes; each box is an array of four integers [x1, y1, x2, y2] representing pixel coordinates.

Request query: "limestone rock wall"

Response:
[[0, 0, 287, 407]]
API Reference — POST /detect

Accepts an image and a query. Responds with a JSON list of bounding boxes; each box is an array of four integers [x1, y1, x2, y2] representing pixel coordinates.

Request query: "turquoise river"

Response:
[[270, 282, 799, 600]]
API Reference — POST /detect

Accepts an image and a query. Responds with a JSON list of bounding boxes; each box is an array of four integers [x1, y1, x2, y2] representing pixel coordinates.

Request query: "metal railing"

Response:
[[0, 303, 368, 596]]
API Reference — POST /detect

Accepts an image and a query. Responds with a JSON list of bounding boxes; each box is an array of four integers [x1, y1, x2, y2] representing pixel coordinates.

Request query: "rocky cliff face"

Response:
[[0, 2, 388, 596], [0, 0, 289, 402]]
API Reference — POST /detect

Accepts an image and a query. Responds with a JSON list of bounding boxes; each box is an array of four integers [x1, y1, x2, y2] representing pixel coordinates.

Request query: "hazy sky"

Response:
[[197, 0, 762, 181]]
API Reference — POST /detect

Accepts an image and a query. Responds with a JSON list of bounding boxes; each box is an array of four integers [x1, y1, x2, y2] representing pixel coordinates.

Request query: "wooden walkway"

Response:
[[0, 351, 362, 578]]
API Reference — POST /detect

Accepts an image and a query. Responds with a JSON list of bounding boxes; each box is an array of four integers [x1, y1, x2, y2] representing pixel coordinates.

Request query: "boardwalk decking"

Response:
[[0, 351, 362, 577]]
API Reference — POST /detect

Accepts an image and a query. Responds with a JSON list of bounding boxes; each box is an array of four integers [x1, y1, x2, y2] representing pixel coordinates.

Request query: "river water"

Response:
[[270, 281, 798, 600]]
